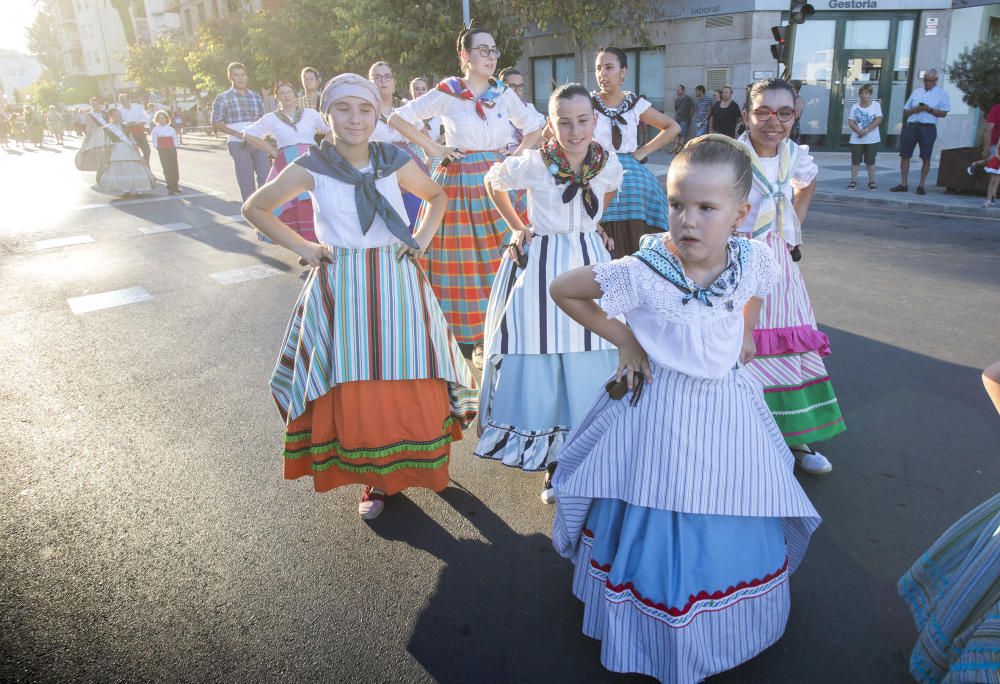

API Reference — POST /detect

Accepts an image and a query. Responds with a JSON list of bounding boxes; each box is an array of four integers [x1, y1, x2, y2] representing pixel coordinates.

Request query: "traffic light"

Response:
[[789, 1, 814, 25], [770, 25, 788, 63]]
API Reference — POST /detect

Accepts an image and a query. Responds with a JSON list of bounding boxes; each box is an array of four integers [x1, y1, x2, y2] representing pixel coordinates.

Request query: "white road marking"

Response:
[[67, 286, 154, 314], [34, 235, 96, 250], [209, 265, 283, 285], [74, 190, 222, 211], [137, 221, 193, 235]]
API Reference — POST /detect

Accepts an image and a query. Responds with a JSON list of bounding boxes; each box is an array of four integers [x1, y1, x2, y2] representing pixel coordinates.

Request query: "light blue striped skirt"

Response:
[[552, 363, 821, 682], [899, 492, 1000, 683], [270, 245, 478, 426], [600, 152, 668, 230], [475, 351, 618, 471]]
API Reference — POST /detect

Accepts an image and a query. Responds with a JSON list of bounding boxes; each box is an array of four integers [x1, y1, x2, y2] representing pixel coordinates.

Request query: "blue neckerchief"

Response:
[[633, 233, 748, 307], [295, 140, 417, 248]]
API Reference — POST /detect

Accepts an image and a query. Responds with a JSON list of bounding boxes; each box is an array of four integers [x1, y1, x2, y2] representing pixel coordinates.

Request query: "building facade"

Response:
[[515, 0, 1000, 155], [0, 51, 44, 107]]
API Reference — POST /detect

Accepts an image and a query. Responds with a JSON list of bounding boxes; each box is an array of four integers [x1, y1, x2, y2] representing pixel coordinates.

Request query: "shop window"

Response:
[[532, 54, 574, 111], [844, 19, 890, 50], [791, 19, 835, 147]]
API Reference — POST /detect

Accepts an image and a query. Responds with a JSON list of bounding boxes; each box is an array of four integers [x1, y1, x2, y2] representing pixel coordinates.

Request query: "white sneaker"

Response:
[[792, 447, 833, 475], [540, 462, 557, 504]]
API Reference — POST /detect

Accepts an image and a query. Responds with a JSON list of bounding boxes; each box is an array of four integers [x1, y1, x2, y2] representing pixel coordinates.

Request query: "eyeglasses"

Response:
[[506, 83, 526, 92], [371, 75, 394, 83], [752, 107, 796, 123], [472, 46, 501, 58]]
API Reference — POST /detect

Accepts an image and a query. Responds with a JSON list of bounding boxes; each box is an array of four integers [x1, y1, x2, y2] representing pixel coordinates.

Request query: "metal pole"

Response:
[[462, 0, 470, 27]]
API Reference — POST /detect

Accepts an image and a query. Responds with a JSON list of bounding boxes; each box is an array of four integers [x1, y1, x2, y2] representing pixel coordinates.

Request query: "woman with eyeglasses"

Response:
[[592, 47, 680, 258], [736, 77, 844, 477], [389, 27, 546, 369]]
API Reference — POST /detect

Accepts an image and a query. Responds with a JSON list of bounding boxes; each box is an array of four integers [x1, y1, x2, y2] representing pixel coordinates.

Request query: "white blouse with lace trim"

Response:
[[593, 95, 652, 154], [593, 239, 778, 379], [484, 149, 623, 235], [395, 86, 545, 151]]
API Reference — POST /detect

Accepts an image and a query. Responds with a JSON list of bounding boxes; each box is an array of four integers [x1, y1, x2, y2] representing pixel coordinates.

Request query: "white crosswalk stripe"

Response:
[[67, 287, 154, 314]]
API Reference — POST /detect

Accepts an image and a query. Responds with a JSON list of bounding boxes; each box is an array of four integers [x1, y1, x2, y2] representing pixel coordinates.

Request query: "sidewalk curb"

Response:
[[813, 191, 1000, 219]]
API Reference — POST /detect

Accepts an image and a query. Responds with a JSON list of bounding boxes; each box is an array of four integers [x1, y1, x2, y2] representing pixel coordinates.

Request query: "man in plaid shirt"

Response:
[[212, 62, 270, 201]]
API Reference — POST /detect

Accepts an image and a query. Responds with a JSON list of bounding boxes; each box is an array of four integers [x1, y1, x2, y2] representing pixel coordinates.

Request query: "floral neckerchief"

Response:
[[591, 91, 640, 150], [274, 107, 304, 131], [539, 138, 609, 219], [633, 233, 749, 308], [436, 77, 506, 121]]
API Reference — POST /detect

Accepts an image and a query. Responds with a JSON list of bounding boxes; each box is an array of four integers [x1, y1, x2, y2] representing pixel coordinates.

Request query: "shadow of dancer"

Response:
[[370, 483, 650, 683]]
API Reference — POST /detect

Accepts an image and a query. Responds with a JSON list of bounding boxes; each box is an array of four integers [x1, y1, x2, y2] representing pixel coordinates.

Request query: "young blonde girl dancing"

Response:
[[549, 134, 820, 683]]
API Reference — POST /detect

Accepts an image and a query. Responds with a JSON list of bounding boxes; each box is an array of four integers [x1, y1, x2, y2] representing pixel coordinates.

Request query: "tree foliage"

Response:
[[26, 8, 66, 82], [182, 0, 523, 98], [507, 0, 656, 56], [948, 38, 1000, 114], [124, 34, 195, 99]]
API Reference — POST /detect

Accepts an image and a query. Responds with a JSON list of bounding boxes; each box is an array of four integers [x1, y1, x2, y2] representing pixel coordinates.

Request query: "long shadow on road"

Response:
[[371, 484, 649, 683], [381, 325, 998, 684]]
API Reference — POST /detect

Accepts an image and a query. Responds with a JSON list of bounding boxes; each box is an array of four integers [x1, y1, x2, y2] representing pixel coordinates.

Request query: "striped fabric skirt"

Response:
[[552, 363, 821, 683], [397, 142, 429, 230], [258, 143, 316, 243], [422, 151, 510, 344], [475, 231, 619, 471], [600, 152, 668, 258], [743, 230, 845, 446], [271, 244, 478, 494], [899, 492, 1000, 683]]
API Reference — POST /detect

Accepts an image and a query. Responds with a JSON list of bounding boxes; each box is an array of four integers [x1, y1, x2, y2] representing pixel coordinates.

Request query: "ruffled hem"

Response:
[[753, 325, 831, 357], [571, 529, 791, 683], [474, 421, 568, 472]]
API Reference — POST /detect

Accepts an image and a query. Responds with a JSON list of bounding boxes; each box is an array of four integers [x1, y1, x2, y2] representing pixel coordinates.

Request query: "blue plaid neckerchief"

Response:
[[294, 140, 416, 248], [633, 233, 749, 307]]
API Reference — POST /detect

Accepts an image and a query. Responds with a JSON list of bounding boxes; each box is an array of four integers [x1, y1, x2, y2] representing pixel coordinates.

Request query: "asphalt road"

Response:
[[1, 136, 998, 683]]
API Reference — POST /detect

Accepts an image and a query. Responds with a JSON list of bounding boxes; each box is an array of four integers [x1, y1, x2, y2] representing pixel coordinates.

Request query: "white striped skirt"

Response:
[[552, 363, 821, 682]]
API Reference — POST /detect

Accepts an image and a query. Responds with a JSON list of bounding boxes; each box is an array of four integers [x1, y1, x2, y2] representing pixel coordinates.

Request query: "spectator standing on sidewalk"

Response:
[[116, 93, 151, 163], [891, 69, 950, 196], [709, 85, 741, 138], [847, 83, 882, 191], [672, 84, 695, 150], [211, 62, 269, 202], [693, 84, 712, 136]]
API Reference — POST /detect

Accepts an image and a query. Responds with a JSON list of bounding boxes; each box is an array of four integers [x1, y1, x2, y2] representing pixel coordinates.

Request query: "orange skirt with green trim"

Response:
[[283, 378, 462, 495]]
